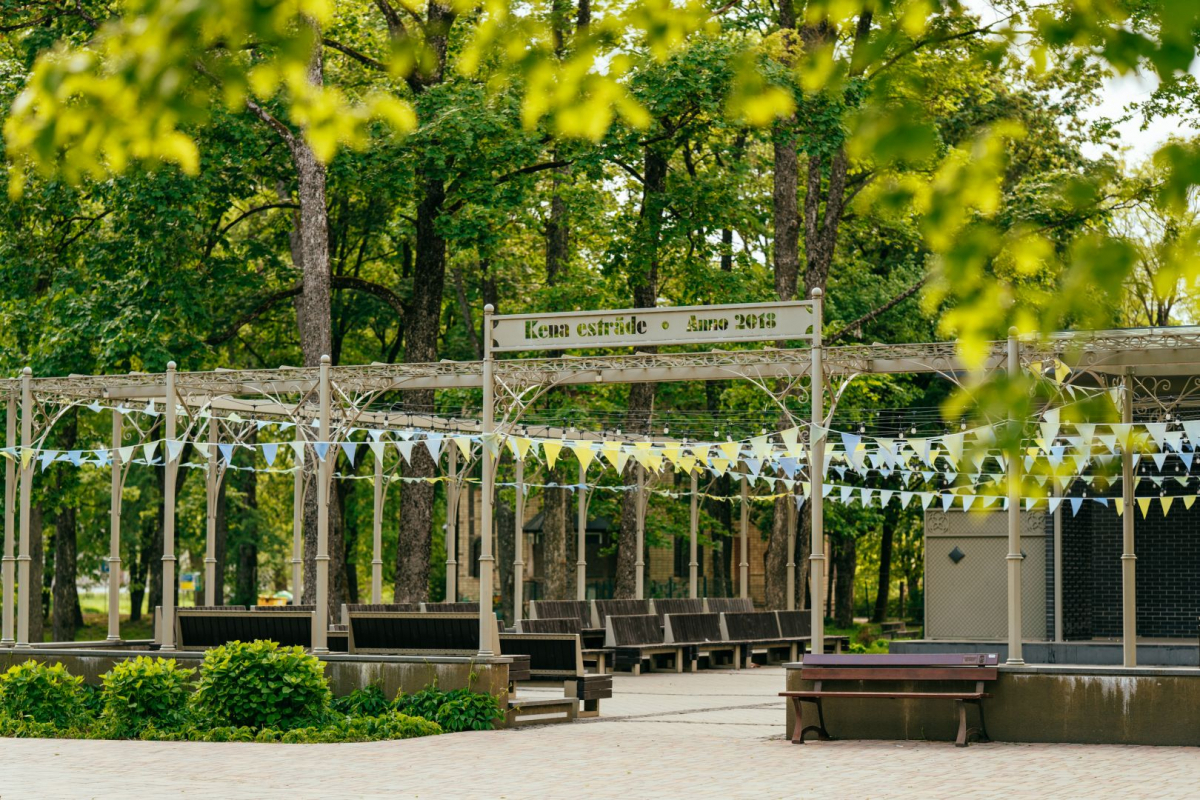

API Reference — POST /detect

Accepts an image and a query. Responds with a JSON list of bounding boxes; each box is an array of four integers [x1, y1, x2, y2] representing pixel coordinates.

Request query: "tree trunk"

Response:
[[28, 505, 44, 643], [497, 497, 515, 624], [212, 474, 228, 605], [51, 410, 79, 642], [394, 167, 447, 603], [340, 478, 359, 604], [615, 145, 667, 599], [873, 520, 894, 623], [542, 465, 569, 599], [832, 535, 856, 628], [233, 459, 259, 607]]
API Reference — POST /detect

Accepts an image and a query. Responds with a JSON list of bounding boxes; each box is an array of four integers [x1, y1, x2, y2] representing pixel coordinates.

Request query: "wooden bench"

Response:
[[347, 611, 485, 655], [340, 602, 419, 626], [591, 599, 650, 630], [499, 632, 613, 717], [704, 597, 754, 614], [879, 620, 919, 640], [421, 601, 479, 613], [530, 600, 606, 649], [650, 597, 705, 624], [604, 614, 684, 674], [719, 611, 809, 666], [776, 610, 848, 654], [174, 608, 314, 650], [518, 617, 611, 672], [663, 612, 739, 670], [780, 653, 999, 747]]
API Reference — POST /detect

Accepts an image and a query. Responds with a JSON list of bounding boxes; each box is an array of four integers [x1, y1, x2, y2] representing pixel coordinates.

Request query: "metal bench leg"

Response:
[[955, 700, 969, 747], [791, 697, 805, 744], [966, 699, 989, 745], [791, 697, 831, 744]]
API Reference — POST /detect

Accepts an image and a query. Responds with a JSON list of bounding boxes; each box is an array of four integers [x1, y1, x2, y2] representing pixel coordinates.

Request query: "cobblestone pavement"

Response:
[[2, 667, 1197, 799]]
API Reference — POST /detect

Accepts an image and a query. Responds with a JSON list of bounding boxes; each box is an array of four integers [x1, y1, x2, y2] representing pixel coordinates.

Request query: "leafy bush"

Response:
[[434, 690, 504, 732], [0, 660, 88, 728], [395, 685, 503, 732], [80, 682, 105, 718], [332, 683, 391, 718], [100, 656, 195, 737], [138, 711, 442, 743], [192, 640, 331, 730]]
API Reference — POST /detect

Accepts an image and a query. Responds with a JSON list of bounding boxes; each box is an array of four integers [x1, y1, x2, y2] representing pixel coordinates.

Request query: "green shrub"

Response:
[[394, 684, 503, 732], [434, 690, 504, 732], [0, 660, 88, 728], [332, 683, 391, 717], [100, 656, 195, 737], [192, 640, 331, 730], [79, 682, 105, 717], [137, 712, 441, 743]]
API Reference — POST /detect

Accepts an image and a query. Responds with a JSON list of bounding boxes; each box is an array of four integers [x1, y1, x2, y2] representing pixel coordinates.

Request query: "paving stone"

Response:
[[1, 666, 1195, 799]]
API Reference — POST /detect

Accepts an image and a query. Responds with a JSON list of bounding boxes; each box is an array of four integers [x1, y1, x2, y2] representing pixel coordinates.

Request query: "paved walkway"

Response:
[[2, 667, 1197, 799]]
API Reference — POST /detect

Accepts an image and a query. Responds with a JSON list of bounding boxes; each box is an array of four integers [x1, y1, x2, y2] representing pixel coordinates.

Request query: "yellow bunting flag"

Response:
[[1161, 496, 1174, 516], [1185, 496, 1197, 510], [661, 446, 680, 466], [1137, 497, 1152, 518], [678, 455, 696, 474], [1114, 499, 1123, 516], [615, 449, 631, 474], [542, 440, 563, 469], [571, 441, 595, 471], [781, 426, 800, 450], [719, 441, 741, 463], [602, 442, 622, 471], [710, 458, 730, 477], [453, 436, 472, 458], [646, 453, 664, 473], [750, 435, 772, 460], [20, 448, 34, 469]]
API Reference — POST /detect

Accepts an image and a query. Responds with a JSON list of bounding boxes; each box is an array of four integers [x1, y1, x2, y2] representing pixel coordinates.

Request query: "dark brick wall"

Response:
[[1058, 496, 1200, 639]]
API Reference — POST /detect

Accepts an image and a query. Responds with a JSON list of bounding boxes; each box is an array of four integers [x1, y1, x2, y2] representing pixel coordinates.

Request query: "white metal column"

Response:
[[1005, 329, 1024, 665], [635, 464, 646, 600], [576, 460, 588, 600], [312, 355, 331, 653], [204, 415, 218, 606], [1121, 371, 1137, 667], [371, 440, 383, 604], [478, 304, 496, 656], [160, 363, 178, 651], [445, 446, 458, 602], [108, 410, 123, 640], [513, 457, 525, 624], [689, 471, 699, 598], [786, 490, 796, 611], [1053, 484, 1063, 643], [2, 394, 16, 646], [739, 476, 749, 600], [809, 289, 825, 653]]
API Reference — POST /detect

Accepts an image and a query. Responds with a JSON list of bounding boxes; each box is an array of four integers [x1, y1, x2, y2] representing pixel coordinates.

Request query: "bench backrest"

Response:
[[187, 605, 247, 611], [530, 600, 591, 628], [421, 602, 479, 613], [650, 598, 705, 623], [517, 616, 582, 634], [175, 609, 313, 650], [663, 612, 724, 644], [604, 614, 664, 648], [704, 597, 754, 614], [499, 633, 583, 678], [340, 602, 420, 626], [253, 604, 313, 611], [720, 611, 782, 641], [800, 653, 1000, 682], [775, 610, 811, 639], [347, 611, 480, 655], [592, 599, 650, 629]]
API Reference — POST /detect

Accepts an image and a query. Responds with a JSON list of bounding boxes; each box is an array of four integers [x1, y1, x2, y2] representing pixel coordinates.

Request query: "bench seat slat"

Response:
[[799, 667, 998, 682], [781, 691, 990, 700]]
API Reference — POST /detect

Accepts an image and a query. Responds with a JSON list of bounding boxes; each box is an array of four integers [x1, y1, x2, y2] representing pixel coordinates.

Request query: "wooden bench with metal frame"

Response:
[[704, 597, 754, 614], [605, 614, 684, 675], [719, 611, 809, 666], [174, 608, 314, 651], [499, 632, 613, 717], [517, 616, 611, 673], [776, 610, 849, 654], [530, 600, 606, 649], [780, 653, 999, 747], [663, 612, 740, 670]]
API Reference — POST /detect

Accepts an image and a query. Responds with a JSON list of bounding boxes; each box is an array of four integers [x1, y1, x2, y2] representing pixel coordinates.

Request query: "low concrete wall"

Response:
[[892, 639, 1200, 667], [784, 663, 1200, 746], [0, 648, 510, 707]]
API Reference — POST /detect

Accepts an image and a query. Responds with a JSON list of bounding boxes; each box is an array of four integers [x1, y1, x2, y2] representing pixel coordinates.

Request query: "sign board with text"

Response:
[[489, 301, 816, 353]]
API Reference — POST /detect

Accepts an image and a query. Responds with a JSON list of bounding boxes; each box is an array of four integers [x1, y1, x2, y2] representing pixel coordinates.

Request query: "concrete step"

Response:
[[506, 696, 577, 727]]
